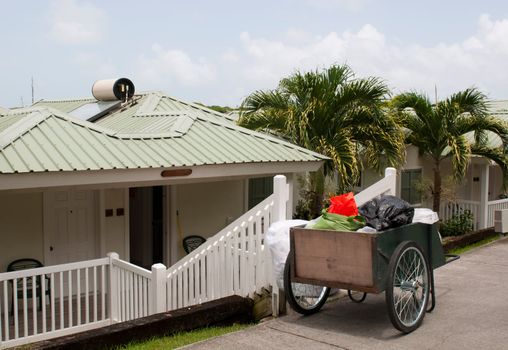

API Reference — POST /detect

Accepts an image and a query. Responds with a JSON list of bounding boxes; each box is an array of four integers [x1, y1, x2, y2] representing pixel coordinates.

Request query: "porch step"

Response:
[[252, 287, 273, 321]]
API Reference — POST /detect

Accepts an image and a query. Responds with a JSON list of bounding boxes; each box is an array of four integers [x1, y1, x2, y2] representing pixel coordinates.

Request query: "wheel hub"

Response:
[[400, 280, 419, 292]]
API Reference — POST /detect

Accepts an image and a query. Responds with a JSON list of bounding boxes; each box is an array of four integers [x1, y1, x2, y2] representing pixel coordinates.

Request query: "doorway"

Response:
[[129, 186, 164, 269], [44, 190, 98, 266]]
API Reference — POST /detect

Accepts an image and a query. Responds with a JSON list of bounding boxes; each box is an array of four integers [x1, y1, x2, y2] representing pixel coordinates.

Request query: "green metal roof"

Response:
[[0, 92, 327, 174], [488, 100, 508, 120], [33, 98, 94, 113], [476, 100, 508, 148], [0, 112, 25, 133], [34, 91, 238, 125]]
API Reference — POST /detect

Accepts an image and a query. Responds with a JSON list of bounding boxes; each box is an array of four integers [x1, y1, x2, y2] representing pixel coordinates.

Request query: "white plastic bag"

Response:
[[412, 208, 439, 224], [265, 220, 308, 289], [357, 226, 378, 233], [412, 208, 442, 242]]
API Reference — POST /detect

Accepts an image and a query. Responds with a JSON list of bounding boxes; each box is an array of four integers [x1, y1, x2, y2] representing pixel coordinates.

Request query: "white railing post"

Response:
[[271, 175, 288, 317], [150, 263, 166, 315], [385, 167, 397, 196], [479, 164, 490, 229], [354, 167, 397, 206], [107, 252, 119, 323], [273, 175, 288, 222]]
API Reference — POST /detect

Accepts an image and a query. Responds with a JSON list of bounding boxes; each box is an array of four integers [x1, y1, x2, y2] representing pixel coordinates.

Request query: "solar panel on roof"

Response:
[[69, 100, 121, 122]]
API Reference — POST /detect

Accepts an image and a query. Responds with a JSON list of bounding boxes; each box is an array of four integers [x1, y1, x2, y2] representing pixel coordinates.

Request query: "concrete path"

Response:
[[182, 236, 508, 350]]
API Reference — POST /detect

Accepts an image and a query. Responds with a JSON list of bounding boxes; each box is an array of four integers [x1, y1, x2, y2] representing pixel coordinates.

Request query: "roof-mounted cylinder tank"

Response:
[[92, 78, 135, 101]]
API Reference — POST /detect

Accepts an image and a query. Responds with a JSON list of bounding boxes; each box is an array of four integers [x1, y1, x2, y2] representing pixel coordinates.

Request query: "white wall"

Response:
[[174, 180, 245, 258], [489, 165, 504, 200], [398, 146, 504, 204], [404, 146, 424, 169], [0, 192, 44, 270], [103, 188, 128, 259]]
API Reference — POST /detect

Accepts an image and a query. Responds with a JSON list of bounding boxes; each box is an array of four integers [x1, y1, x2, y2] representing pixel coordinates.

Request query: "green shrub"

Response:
[[440, 209, 474, 237]]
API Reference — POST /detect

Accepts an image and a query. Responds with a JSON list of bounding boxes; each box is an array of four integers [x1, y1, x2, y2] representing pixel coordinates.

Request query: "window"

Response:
[[401, 169, 422, 205], [248, 177, 273, 209]]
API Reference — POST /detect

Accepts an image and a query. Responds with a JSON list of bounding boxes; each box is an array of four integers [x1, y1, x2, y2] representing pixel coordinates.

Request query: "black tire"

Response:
[[284, 253, 330, 315], [386, 241, 430, 333], [348, 290, 367, 303]]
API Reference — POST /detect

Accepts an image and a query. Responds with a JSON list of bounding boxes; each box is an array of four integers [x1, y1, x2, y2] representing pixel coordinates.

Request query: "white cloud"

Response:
[[306, 0, 370, 11], [221, 48, 240, 63], [73, 53, 116, 77], [127, 14, 508, 106], [136, 44, 216, 87], [48, 0, 105, 44], [221, 14, 508, 103], [283, 28, 314, 44]]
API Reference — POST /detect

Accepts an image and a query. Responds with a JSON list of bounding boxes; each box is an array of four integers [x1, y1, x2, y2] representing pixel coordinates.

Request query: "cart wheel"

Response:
[[386, 241, 430, 333], [284, 254, 330, 315], [348, 290, 367, 303]]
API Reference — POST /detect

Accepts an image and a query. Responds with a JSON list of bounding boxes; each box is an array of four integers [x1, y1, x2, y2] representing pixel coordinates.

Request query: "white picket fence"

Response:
[[439, 197, 508, 230], [440, 199, 481, 230], [0, 169, 396, 348], [109, 255, 154, 322], [0, 257, 111, 348]]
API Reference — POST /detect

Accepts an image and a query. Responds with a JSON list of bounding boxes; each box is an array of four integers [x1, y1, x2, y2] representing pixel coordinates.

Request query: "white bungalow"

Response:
[[360, 100, 508, 231], [0, 78, 335, 347]]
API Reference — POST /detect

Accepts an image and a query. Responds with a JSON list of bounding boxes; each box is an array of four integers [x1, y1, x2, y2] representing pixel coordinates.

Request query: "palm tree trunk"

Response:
[[310, 170, 325, 217], [433, 161, 442, 213]]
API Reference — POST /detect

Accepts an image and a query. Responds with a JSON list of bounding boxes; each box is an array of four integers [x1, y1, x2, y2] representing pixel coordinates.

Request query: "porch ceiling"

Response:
[[0, 161, 322, 191]]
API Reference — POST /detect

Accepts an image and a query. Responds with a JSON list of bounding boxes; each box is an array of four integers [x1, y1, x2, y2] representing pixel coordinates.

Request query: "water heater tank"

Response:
[[92, 78, 135, 101]]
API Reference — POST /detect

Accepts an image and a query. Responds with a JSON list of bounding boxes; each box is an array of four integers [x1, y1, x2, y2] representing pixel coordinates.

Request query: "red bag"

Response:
[[327, 192, 358, 216]]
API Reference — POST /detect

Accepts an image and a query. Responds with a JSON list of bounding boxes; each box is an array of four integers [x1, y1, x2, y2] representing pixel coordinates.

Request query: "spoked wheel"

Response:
[[348, 290, 367, 303], [284, 254, 330, 315], [386, 241, 430, 333]]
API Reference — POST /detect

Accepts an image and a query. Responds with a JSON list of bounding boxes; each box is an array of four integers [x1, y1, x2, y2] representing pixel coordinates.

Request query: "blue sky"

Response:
[[2, 0, 508, 107]]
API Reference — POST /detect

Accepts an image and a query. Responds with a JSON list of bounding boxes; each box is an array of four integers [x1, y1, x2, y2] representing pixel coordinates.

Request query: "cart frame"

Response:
[[285, 222, 458, 332]]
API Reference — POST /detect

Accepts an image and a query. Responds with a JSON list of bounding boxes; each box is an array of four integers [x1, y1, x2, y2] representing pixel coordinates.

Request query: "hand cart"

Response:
[[284, 223, 459, 333]]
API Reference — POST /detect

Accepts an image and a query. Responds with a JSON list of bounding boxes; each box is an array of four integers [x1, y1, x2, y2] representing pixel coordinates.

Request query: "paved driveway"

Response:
[[182, 236, 508, 350]]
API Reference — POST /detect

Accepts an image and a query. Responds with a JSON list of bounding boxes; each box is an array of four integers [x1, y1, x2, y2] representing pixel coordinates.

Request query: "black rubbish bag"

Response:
[[358, 195, 414, 231]]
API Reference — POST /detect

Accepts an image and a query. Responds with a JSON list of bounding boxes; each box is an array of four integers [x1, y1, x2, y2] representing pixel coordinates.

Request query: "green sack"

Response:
[[310, 210, 366, 231]]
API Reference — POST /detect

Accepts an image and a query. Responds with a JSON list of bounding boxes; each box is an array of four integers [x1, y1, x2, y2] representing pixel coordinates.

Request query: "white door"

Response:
[[44, 190, 98, 266]]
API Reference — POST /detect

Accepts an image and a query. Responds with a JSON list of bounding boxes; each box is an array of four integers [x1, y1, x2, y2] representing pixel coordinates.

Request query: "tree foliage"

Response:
[[390, 88, 508, 212], [238, 64, 405, 191]]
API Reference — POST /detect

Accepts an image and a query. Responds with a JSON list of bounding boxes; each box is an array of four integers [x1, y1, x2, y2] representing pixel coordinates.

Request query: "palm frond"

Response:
[[316, 136, 358, 188], [447, 87, 489, 117], [239, 63, 404, 190], [446, 136, 471, 181], [239, 90, 288, 116], [471, 144, 508, 189], [390, 92, 433, 117], [455, 116, 508, 147]]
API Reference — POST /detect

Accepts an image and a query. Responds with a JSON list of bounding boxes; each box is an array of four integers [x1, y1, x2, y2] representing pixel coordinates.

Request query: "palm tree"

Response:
[[390, 88, 508, 212], [238, 64, 405, 192]]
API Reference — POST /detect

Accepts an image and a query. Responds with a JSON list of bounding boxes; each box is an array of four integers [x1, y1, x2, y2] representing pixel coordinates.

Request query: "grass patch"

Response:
[[114, 323, 250, 350], [447, 234, 502, 255]]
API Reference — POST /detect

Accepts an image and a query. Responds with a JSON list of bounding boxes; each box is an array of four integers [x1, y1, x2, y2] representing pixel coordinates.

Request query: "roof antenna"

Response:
[[31, 76, 35, 104]]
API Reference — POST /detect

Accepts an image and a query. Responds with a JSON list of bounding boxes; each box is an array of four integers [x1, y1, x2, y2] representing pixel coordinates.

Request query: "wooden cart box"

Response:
[[289, 223, 445, 294]]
